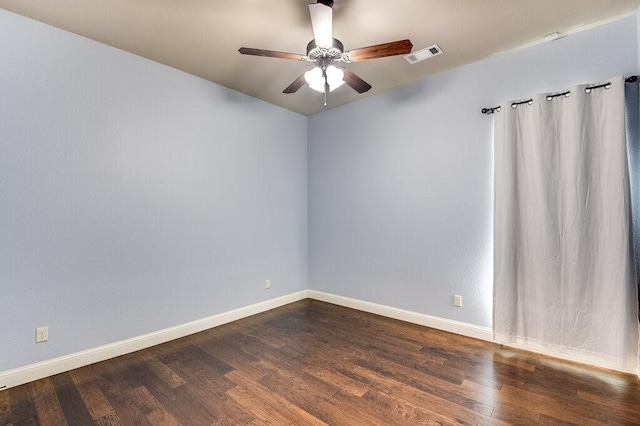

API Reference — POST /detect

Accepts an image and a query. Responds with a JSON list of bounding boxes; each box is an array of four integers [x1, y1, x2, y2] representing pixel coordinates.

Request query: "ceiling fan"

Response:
[[239, 0, 413, 106]]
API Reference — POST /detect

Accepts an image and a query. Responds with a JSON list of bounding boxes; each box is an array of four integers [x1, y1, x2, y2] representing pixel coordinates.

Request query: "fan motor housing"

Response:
[[306, 38, 344, 64]]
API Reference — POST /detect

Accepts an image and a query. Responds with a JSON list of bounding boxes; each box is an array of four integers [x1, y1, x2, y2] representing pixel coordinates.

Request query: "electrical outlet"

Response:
[[454, 295, 462, 307], [265, 279, 271, 289], [36, 326, 48, 343]]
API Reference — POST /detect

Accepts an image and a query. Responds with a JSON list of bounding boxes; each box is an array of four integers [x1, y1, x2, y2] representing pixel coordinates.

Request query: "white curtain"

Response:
[[494, 76, 639, 373]]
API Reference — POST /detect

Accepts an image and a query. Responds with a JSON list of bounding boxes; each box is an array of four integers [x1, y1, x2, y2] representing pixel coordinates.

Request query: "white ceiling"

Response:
[[1, 0, 639, 115]]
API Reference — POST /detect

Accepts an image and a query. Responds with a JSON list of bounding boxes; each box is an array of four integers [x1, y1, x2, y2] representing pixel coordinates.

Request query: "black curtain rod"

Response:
[[481, 75, 639, 115]]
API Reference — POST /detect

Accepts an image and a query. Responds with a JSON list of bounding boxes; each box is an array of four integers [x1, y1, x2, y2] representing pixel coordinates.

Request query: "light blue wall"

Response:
[[0, 10, 308, 372], [308, 16, 639, 328]]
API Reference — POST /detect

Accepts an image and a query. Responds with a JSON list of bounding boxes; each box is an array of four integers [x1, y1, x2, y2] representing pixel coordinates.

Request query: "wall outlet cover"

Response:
[[454, 295, 462, 307], [36, 326, 48, 343]]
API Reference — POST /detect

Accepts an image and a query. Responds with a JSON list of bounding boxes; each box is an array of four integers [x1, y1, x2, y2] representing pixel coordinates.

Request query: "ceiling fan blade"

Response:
[[342, 69, 372, 93], [283, 74, 307, 94], [238, 47, 304, 61], [309, 2, 333, 48], [345, 39, 413, 62]]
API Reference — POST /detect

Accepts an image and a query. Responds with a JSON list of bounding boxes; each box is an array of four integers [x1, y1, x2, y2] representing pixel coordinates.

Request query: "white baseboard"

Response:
[[307, 290, 493, 342], [0, 290, 308, 391]]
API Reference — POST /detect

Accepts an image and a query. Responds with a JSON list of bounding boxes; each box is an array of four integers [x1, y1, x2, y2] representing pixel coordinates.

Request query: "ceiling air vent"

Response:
[[404, 44, 443, 64]]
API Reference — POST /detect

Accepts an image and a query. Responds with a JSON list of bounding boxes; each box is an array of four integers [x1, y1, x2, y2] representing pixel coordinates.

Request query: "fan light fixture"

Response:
[[304, 65, 344, 93], [238, 0, 413, 106]]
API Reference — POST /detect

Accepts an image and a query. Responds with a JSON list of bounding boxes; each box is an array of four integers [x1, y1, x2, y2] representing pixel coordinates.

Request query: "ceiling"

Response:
[[1, 0, 639, 116]]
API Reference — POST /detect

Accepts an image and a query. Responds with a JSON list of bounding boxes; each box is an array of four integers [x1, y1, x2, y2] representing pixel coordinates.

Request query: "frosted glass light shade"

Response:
[[305, 67, 325, 92], [326, 66, 345, 91], [304, 66, 344, 93]]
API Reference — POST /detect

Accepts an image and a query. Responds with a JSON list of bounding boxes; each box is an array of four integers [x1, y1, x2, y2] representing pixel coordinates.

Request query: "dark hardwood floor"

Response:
[[2, 299, 639, 425]]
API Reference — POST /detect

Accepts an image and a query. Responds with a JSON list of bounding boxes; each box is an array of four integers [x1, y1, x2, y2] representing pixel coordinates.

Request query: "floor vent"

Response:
[[405, 44, 443, 64]]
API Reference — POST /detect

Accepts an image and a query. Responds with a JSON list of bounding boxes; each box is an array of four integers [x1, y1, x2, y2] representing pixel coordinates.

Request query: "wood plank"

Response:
[[538, 413, 581, 425], [334, 387, 435, 425], [194, 338, 276, 381], [69, 367, 119, 421], [94, 413, 123, 426], [577, 388, 640, 423], [94, 364, 152, 426], [50, 373, 94, 425], [29, 379, 66, 426], [138, 353, 185, 389], [353, 354, 495, 415], [227, 386, 295, 426], [162, 350, 254, 424], [179, 343, 234, 375], [353, 366, 499, 426], [302, 364, 369, 397], [8, 382, 39, 424], [129, 386, 180, 426], [225, 369, 327, 426], [496, 384, 607, 425], [164, 386, 217, 425], [122, 358, 178, 406], [257, 369, 384, 425], [492, 351, 537, 371], [357, 389, 464, 426], [158, 346, 236, 394], [0, 387, 13, 425]]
